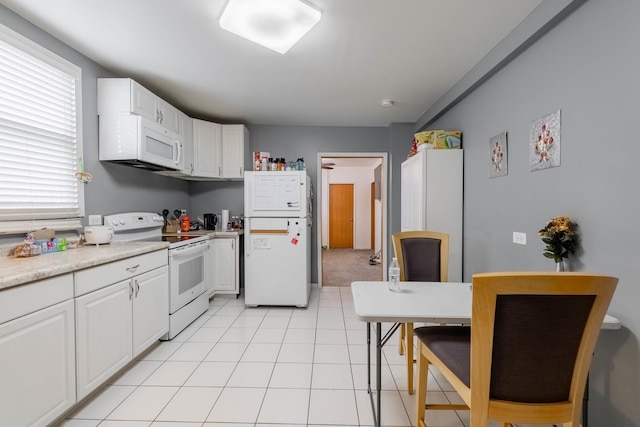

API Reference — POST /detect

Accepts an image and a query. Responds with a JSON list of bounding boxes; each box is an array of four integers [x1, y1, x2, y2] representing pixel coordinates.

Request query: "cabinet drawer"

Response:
[[0, 274, 73, 325], [75, 250, 168, 296]]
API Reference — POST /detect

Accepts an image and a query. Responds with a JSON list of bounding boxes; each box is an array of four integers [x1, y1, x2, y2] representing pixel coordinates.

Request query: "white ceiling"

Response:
[[1, 0, 543, 127]]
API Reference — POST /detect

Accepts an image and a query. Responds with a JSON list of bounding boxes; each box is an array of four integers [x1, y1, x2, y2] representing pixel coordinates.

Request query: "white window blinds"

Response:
[[0, 24, 84, 231]]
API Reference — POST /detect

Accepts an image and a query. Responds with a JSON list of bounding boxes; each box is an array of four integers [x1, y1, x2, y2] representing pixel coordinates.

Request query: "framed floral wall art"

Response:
[[489, 131, 508, 178], [529, 109, 561, 171]]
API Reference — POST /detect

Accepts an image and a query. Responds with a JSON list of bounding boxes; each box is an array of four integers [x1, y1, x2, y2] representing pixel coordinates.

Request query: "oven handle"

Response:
[[169, 240, 208, 258]]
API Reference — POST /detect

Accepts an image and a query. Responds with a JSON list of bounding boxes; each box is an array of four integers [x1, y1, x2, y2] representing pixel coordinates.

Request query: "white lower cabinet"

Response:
[[75, 280, 132, 400], [75, 266, 168, 399], [0, 297, 76, 427], [132, 267, 170, 356], [75, 251, 168, 400], [209, 236, 240, 296]]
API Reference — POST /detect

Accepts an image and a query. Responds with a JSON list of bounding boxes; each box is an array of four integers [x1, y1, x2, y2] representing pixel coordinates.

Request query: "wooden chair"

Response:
[[414, 272, 618, 427], [392, 230, 449, 394]]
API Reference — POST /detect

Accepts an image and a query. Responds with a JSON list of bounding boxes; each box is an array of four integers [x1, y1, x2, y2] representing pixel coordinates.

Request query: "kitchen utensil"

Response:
[[174, 209, 181, 220], [162, 209, 169, 219], [83, 226, 114, 245]]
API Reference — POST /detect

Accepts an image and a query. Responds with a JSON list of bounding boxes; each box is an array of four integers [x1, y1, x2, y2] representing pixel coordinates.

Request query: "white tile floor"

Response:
[[55, 286, 478, 427]]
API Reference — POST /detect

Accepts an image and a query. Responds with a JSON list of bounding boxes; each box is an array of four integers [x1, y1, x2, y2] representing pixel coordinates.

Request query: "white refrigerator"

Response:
[[244, 171, 312, 307]]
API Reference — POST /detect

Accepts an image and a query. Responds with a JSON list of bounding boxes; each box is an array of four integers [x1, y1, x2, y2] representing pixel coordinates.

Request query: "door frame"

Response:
[[317, 152, 388, 288]]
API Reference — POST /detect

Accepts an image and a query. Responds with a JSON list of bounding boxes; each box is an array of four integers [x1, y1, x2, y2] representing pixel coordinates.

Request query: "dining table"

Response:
[[350, 280, 621, 427]]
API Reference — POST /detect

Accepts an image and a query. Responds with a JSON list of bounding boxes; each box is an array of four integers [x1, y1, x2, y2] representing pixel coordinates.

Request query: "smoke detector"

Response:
[[380, 99, 394, 108]]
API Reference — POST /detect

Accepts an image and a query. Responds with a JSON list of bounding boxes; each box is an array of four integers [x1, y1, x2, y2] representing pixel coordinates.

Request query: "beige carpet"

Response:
[[322, 248, 383, 286]]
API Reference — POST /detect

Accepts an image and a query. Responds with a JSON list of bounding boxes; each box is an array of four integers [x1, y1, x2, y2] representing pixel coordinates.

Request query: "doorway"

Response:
[[317, 153, 387, 287]]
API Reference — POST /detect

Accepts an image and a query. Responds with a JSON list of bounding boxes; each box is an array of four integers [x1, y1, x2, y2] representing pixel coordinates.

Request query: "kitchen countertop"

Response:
[[0, 241, 169, 291]]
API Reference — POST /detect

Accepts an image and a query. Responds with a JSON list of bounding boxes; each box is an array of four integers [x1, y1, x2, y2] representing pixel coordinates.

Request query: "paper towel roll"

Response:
[[221, 210, 229, 230]]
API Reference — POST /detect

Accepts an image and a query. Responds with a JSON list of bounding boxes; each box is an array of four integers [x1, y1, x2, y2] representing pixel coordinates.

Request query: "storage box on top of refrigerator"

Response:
[[244, 171, 312, 307]]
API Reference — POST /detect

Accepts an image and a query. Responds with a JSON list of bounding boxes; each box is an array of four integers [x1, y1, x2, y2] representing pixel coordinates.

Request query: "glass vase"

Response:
[[555, 260, 565, 272]]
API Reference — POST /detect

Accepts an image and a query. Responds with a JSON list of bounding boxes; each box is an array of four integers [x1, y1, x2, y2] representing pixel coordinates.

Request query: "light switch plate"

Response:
[[88, 215, 102, 225], [513, 232, 527, 245]]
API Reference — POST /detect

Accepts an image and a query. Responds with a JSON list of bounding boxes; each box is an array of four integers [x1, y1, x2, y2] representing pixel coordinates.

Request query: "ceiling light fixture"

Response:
[[381, 99, 394, 108], [219, 0, 322, 54]]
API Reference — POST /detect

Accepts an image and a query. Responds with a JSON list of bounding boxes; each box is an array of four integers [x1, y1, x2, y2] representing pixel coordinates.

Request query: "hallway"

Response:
[[322, 249, 382, 287]]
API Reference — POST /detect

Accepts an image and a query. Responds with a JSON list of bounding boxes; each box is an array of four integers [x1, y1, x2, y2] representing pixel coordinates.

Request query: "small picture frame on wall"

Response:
[[529, 109, 561, 171], [489, 131, 508, 178]]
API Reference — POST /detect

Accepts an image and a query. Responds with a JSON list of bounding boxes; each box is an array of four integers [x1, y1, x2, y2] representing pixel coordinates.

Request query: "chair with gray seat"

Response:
[[391, 230, 449, 394], [414, 272, 618, 427]]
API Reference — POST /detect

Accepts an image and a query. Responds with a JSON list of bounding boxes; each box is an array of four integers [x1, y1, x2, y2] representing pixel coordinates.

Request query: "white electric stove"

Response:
[[104, 212, 209, 339]]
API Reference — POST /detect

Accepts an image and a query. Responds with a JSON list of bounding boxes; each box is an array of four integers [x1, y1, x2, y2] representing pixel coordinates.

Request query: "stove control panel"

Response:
[[104, 212, 164, 231]]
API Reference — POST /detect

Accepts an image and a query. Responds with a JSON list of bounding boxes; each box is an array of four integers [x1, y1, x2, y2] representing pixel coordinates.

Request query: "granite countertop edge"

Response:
[[0, 241, 170, 291]]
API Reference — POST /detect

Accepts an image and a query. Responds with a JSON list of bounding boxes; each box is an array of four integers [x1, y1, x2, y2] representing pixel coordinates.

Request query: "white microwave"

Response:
[[99, 114, 184, 171]]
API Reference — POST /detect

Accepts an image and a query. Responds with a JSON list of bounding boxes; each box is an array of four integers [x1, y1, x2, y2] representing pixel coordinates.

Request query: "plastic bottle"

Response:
[[180, 209, 190, 232], [388, 257, 400, 292]]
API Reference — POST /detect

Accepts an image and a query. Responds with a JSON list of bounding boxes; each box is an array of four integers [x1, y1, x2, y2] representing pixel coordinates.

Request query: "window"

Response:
[[0, 23, 84, 233]]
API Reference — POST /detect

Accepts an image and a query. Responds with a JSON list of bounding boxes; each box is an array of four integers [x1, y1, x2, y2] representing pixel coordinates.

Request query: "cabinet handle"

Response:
[[134, 279, 140, 297], [231, 240, 234, 250], [218, 166, 221, 176], [239, 167, 242, 175], [129, 282, 133, 300], [126, 264, 140, 272]]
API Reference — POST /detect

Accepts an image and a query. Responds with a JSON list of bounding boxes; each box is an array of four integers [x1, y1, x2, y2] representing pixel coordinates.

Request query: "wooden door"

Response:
[[329, 184, 354, 248]]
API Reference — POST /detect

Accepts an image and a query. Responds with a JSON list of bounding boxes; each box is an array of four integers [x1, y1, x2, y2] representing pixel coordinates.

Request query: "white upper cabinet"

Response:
[[97, 78, 180, 134], [179, 112, 194, 175], [193, 119, 222, 178], [221, 124, 249, 179], [191, 121, 249, 180]]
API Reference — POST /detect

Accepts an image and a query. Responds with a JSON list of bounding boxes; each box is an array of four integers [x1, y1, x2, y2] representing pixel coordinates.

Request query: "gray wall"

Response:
[[427, 0, 640, 424], [0, 5, 191, 225], [191, 123, 415, 282]]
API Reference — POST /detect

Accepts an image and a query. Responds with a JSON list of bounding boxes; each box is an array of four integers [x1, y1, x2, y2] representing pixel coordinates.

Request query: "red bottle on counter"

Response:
[[180, 209, 190, 232]]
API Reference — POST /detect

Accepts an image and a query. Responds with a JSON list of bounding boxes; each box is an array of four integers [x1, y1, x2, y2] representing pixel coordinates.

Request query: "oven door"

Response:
[[168, 239, 208, 314]]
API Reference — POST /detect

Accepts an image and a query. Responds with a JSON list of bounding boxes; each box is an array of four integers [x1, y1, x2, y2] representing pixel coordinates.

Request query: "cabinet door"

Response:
[[130, 80, 157, 122], [179, 112, 194, 175], [157, 98, 180, 133], [206, 240, 215, 297], [212, 238, 237, 292], [75, 281, 132, 400], [0, 300, 76, 427], [221, 124, 247, 179], [193, 119, 221, 178], [405, 152, 427, 230], [132, 266, 169, 357]]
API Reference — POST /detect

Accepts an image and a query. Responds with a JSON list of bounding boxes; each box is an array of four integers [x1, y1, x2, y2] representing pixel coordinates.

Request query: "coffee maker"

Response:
[[203, 213, 217, 230]]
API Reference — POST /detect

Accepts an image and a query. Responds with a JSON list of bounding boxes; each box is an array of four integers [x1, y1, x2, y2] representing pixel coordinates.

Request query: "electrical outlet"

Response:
[[88, 215, 102, 225], [513, 232, 527, 245]]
